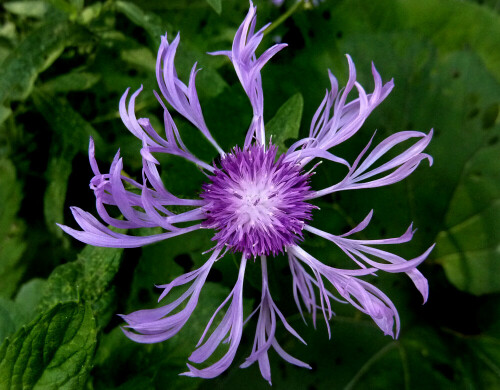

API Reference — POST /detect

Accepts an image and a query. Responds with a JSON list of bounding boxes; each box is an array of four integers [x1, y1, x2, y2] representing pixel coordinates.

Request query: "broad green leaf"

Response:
[[3, 1, 49, 18], [0, 234, 26, 299], [436, 123, 499, 290], [32, 90, 100, 238], [0, 159, 26, 298], [43, 157, 73, 240], [121, 47, 156, 71], [115, 1, 168, 44], [404, 0, 500, 83], [40, 71, 100, 93], [77, 2, 103, 25], [0, 159, 22, 239], [0, 21, 90, 105], [427, 57, 500, 295], [0, 298, 27, 342], [0, 20, 17, 42], [14, 279, 46, 314], [39, 245, 124, 330], [467, 335, 500, 388], [266, 93, 304, 154], [330, 0, 500, 83], [206, 0, 222, 15], [0, 279, 46, 342], [0, 302, 96, 390], [444, 328, 500, 389]]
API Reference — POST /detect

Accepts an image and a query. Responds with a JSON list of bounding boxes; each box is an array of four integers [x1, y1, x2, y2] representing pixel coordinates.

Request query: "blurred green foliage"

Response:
[[0, 0, 499, 388]]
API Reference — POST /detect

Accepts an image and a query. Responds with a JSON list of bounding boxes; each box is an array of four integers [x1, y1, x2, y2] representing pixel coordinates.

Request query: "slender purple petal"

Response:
[[210, 2, 286, 146], [289, 246, 401, 337], [309, 130, 433, 198], [121, 249, 221, 343], [182, 256, 248, 379], [156, 33, 224, 155], [240, 256, 308, 384]]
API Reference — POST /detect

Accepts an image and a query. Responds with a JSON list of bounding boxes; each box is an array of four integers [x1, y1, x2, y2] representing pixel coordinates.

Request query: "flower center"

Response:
[[201, 144, 315, 257]]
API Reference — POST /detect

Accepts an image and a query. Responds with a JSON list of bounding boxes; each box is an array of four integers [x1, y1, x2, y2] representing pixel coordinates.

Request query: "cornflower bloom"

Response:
[[59, 2, 434, 384]]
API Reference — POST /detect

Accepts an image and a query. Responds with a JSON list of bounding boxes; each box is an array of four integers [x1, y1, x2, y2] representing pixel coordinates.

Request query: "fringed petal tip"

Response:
[[179, 364, 198, 378], [56, 223, 72, 235], [417, 243, 435, 304], [180, 363, 221, 379]]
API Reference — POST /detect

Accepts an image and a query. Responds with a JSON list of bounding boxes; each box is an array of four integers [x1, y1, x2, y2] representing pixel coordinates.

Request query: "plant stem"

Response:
[[264, 1, 304, 37]]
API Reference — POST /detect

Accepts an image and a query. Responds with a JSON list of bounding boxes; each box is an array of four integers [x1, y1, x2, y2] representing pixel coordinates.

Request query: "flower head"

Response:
[[201, 143, 315, 257], [59, 1, 434, 384]]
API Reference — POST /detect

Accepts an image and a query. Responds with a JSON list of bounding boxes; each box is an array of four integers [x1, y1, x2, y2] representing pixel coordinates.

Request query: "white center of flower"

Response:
[[232, 180, 277, 227]]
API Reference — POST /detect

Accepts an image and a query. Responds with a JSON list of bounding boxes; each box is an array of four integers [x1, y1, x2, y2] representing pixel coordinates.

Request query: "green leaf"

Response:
[[40, 72, 100, 93], [0, 21, 90, 105], [39, 245, 124, 330], [436, 202, 500, 296], [465, 334, 500, 388], [77, 2, 103, 25], [206, 0, 222, 15], [32, 90, 100, 238], [0, 234, 26, 299], [0, 159, 22, 239], [121, 47, 156, 71], [44, 157, 74, 241], [0, 20, 17, 43], [429, 58, 500, 295], [0, 159, 26, 298], [0, 298, 27, 343], [3, 1, 49, 18], [115, 1, 169, 44], [329, 0, 500, 83], [442, 328, 500, 389], [0, 302, 96, 389], [266, 93, 304, 154], [0, 279, 47, 343], [403, 0, 500, 84], [15, 279, 46, 313]]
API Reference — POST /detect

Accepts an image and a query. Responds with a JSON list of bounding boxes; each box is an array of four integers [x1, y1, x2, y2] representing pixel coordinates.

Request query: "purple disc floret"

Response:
[[201, 143, 315, 257]]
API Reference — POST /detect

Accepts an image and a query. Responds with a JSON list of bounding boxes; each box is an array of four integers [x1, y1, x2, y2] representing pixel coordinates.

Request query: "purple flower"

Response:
[[59, 2, 434, 384]]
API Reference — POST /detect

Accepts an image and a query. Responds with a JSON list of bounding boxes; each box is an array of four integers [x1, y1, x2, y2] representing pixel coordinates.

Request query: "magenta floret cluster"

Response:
[[201, 144, 315, 257]]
